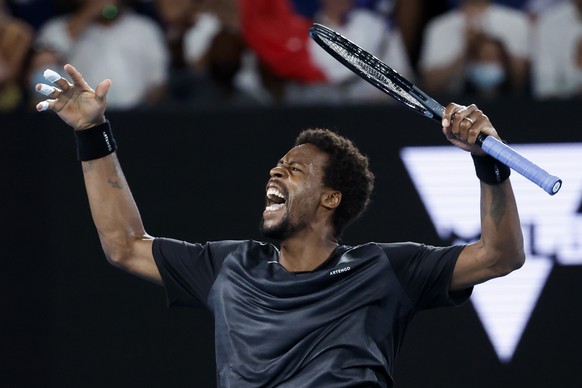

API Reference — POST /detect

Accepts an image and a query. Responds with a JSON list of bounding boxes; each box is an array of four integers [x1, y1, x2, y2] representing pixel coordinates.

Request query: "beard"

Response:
[[260, 210, 306, 241]]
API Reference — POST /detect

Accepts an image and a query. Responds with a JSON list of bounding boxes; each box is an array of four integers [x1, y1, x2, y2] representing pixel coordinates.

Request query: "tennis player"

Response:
[[37, 64, 524, 387]]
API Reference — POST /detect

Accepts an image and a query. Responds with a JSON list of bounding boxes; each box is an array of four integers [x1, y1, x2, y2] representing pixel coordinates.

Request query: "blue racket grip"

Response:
[[478, 135, 562, 195], [417, 95, 561, 194]]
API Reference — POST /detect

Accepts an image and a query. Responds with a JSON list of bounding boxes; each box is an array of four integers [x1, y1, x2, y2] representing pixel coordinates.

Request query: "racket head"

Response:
[[308, 23, 443, 121], [309, 23, 563, 195]]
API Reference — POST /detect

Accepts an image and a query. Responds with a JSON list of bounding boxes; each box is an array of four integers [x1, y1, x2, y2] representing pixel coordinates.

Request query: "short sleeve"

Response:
[[152, 238, 244, 308], [382, 242, 471, 311]]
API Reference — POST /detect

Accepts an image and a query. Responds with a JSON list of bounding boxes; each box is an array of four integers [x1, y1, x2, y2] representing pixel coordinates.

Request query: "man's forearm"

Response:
[[82, 153, 149, 263], [479, 180, 525, 274]]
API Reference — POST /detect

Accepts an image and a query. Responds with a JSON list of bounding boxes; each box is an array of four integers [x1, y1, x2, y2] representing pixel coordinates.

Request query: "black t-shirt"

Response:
[[152, 239, 470, 387]]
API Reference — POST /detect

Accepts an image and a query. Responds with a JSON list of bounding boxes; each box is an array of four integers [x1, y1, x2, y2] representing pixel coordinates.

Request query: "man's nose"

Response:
[[270, 165, 287, 178]]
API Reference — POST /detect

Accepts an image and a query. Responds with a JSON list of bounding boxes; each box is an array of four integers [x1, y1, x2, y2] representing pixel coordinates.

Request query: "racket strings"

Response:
[[320, 36, 424, 110]]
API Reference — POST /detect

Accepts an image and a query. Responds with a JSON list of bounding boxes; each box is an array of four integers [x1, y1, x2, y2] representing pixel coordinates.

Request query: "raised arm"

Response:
[[440, 103, 525, 291], [36, 64, 161, 283]]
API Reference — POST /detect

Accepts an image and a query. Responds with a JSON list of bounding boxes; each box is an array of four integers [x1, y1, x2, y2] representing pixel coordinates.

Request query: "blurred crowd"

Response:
[[1, 0, 581, 112]]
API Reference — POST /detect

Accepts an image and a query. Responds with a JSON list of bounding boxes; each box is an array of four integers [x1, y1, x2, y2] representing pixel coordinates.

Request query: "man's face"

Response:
[[261, 144, 330, 241]]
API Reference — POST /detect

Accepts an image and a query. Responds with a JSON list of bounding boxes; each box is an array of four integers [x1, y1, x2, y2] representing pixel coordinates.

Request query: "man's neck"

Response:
[[278, 234, 339, 272]]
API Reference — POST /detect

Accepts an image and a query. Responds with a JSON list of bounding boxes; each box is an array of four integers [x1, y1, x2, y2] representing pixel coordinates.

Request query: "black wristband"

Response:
[[74, 120, 117, 161], [471, 154, 510, 185]]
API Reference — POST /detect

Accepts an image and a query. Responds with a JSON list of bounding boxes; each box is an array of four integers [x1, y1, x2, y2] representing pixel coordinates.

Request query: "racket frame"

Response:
[[308, 23, 562, 195]]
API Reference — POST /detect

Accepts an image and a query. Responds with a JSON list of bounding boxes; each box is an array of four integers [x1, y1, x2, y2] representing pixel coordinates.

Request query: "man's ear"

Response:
[[321, 190, 342, 210]]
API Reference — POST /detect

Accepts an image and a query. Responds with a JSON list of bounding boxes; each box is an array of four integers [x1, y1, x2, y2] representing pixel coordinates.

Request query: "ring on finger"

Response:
[[463, 117, 474, 126]]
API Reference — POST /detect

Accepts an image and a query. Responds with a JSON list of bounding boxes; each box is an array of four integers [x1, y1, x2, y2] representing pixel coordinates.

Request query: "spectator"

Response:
[[464, 32, 514, 99], [532, 0, 582, 99], [182, 0, 266, 105], [184, 0, 241, 75], [0, 0, 33, 112], [238, 0, 327, 103], [287, 0, 413, 104], [154, 0, 198, 70], [30, 0, 168, 110], [355, 0, 428, 71], [152, 0, 200, 103], [418, 0, 530, 97]]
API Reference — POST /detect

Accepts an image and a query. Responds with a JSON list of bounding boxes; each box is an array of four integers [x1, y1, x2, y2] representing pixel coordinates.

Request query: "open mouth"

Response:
[[265, 187, 286, 212]]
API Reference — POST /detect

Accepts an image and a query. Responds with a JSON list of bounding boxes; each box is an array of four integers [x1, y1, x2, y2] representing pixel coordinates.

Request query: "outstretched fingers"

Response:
[[36, 99, 56, 112], [43, 68, 71, 92], [35, 93, 72, 113], [94, 79, 112, 101], [36, 67, 71, 112], [36, 83, 61, 98], [64, 63, 111, 101], [35, 64, 109, 111], [64, 64, 92, 91], [35, 64, 110, 129]]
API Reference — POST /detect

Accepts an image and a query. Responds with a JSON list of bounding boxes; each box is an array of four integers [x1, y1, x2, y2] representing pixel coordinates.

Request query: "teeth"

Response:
[[267, 187, 285, 200], [265, 203, 285, 212]]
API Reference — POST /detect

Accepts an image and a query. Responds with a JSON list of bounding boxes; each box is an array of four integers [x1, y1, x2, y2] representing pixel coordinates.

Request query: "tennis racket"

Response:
[[308, 23, 562, 195]]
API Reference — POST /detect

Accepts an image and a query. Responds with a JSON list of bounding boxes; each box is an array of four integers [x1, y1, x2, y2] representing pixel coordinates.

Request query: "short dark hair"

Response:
[[295, 128, 374, 238]]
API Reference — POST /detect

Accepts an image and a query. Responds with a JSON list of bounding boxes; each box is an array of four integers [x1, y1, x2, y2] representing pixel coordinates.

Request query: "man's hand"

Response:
[[441, 103, 500, 156], [36, 64, 110, 131]]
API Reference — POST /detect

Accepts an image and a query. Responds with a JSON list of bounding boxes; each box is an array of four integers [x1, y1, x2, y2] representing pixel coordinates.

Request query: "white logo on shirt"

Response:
[[330, 266, 351, 276]]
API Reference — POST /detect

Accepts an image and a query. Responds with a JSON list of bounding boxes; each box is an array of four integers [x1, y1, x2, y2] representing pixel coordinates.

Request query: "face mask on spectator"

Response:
[[467, 62, 505, 91]]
